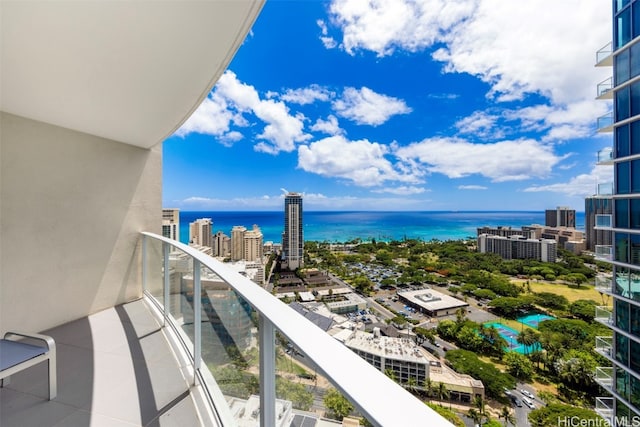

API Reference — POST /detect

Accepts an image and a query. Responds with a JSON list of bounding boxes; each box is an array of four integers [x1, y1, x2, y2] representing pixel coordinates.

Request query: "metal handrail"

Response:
[[141, 232, 451, 427]]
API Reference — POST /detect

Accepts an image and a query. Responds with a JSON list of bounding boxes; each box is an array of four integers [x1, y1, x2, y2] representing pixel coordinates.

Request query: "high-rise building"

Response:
[[189, 218, 212, 247], [213, 230, 230, 258], [585, 196, 613, 252], [162, 208, 180, 241], [478, 234, 557, 262], [244, 224, 264, 262], [231, 225, 247, 261], [283, 192, 303, 270], [593, 2, 640, 422], [545, 206, 576, 228]]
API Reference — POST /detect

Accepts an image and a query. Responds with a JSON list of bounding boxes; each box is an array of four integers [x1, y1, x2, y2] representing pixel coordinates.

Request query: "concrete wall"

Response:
[[0, 112, 162, 333]]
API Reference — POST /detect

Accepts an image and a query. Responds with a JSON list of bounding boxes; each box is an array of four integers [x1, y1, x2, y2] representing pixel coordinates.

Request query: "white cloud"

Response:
[[523, 165, 614, 197], [372, 186, 426, 195], [317, 19, 338, 49], [332, 87, 412, 126], [281, 85, 333, 105], [458, 185, 487, 190], [455, 111, 502, 139], [298, 135, 423, 187], [395, 137, 566, 182], [326, 0, 476, 57], [175, 93, 233, 137], [311, 115, 344, 135]]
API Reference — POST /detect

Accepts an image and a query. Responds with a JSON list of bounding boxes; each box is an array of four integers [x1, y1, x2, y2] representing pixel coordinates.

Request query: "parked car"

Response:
[[522, 397, 535, 409], [520, 389, 535, 399], [510, 395, 522, 407]]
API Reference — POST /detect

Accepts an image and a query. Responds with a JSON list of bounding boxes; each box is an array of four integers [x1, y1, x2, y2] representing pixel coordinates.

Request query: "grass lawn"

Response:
[[512, 279, 603, 303]]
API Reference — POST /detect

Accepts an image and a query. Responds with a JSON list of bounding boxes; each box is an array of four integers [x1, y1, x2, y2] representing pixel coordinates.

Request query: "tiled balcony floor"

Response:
[[1, 298, 207, 427]]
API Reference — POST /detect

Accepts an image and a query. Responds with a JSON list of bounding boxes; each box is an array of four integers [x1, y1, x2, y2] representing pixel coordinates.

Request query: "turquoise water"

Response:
[[517, 313, 555, 328], [484, 321, 540, 354], [178, 211, 585, 244]]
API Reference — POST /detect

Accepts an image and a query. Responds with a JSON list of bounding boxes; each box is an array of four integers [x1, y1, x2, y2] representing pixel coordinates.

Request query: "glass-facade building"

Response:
[[283, 192, 304, 270], [597, 0, 640, 422]]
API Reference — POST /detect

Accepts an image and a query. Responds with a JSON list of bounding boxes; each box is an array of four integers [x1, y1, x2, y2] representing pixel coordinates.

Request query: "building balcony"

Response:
[[595, 397, 615, 421], [596, 41, 613, 67], [595, 306, 614, 326], [595, 274, 613, 294], [595, 336, 613, 358], [595, 245, 614, 261], [597, 147, 614, 165], [597, 112, 614, 133], [594, 214, 613, 229], [597, 182, 614, 196], [597, 77, 614, 99], [595, 367, 614, 391]]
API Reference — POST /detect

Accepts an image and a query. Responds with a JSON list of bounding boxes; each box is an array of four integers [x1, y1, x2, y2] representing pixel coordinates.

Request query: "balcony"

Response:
[[595, 214, 613, 229], [596, 41, 613, 66], [597, 148, 614, 165], [595, 274, 613, 294], [597, 112, 614, 133], [595, 306, 614, 326], [597, 77, 614, 99], [597, 182, 614, 196], [595, 367, 614, 391], [595, 397, 615, 421], [139, 232, 450, 426], [595, 336, 613, 358], [595, 245, 614, 261]]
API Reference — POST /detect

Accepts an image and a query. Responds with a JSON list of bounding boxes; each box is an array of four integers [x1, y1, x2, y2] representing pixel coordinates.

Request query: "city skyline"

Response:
[[163, 0, 612, 212]]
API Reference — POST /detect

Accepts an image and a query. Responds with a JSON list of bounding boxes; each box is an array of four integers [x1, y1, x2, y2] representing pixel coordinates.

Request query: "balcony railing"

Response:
[[595, 306, 614, 326], [595, 367, 614, 390], [595, 214, 613, 229], [595, 245, 613, 261], [597, 148, 614, 165], [597, 183, 614, 196], [596, 41, 613, 66], [141, 232, 451, 427], [597, 77, 614, 99], [595, 396, 615, 421], [597, 112, 614, 133], [595, 274, 612, 294], [595, 336, 613, 358]]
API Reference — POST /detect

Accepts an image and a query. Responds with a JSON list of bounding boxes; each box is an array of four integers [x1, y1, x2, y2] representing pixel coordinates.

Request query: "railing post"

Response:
[[259, 314, 276, 427], [163, 242, 170, 327], [142, 234, 147, 292], [193, 259, 202, 380]]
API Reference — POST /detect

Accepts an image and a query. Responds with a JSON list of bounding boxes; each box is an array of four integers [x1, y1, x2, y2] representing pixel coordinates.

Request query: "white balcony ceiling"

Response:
[[1, 0, 263, 149]]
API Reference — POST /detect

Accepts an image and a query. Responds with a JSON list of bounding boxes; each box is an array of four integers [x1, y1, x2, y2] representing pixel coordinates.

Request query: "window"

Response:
[[617, 86, 631, 121], [619, 124, 630, 158], [617, 299, 630, 332], [632, 159, 640, 192], [618, 199, 630, 228], [618, 161, 631, 194], [632, 81, 640, 117], [616, 7, 632, 49], [632, 121, 640, 155], [617, 48, 630, 85], [617, 332, 629, 365]]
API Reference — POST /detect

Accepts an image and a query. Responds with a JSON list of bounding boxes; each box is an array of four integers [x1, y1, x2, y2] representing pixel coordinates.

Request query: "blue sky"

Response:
[[163, 0, 613, 212]]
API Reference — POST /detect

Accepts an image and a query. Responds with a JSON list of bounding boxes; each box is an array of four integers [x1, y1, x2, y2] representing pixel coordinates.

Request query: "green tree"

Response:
[[504, 352, 534, 380], [499, 406, 516, 427], [569, 299, 597, 322], [323, 388, 354, 420], [517, 328, 540, 355], [423, 377, 435, 398], [467, 408, 482, 426], [435, 382, 450, 401]]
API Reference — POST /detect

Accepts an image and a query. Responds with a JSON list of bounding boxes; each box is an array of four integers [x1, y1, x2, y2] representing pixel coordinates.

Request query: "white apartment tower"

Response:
[[283, 192, 303, 270], [244, 224, 264, 262], [231, 225, 247, 261], [162, 208, 180, 241], [213, 231, 230, 258], [189, 218, 212, 247]]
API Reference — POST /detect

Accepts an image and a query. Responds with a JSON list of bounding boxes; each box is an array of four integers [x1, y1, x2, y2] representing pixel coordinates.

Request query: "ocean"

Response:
[[178, 211, 586, 245]]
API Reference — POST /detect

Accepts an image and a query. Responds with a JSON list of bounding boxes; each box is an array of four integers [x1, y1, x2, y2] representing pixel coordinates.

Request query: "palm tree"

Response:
[[384, 369, 397, 382], [517, 328, 540, 355], [455, 307, 467, 324], [467, 408, 482, 426], [435, 382, 449, 401], [423, 377, 434, 398], [405, 376, 417, 393], [499, 406, 516, 426], [473, 395, 488, 424]]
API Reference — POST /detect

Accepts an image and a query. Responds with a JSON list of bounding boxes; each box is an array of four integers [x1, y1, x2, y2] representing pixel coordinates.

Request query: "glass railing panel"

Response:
[[595, 306, 614, 325], [597, 148, 614, 164], [597, 183, 614, 196], [596, 41, 613, 66], [597, 77, 613, 98], [595, 367, 614, 390], [595, 245, 614, 260], [596, 274, 612, 293], [166, 243, 196, 353], [597, 112, 614, 132], [595, 336, 613, 357], [595, 396, 615, 420], [596, 214, 613, 228]]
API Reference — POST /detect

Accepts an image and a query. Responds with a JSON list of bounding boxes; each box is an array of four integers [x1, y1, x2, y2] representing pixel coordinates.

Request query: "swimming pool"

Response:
[[517, 313, 555, 329], [483, 322, 540, 354]]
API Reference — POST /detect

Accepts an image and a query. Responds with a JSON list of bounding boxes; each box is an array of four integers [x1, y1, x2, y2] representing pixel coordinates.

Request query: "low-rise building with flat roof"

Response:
[[397, 288, 468, 317]]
